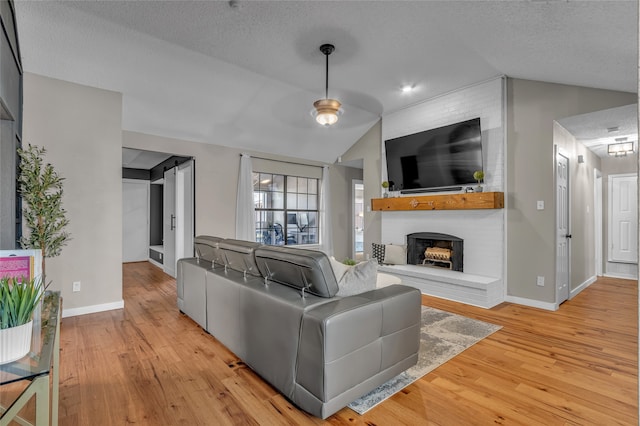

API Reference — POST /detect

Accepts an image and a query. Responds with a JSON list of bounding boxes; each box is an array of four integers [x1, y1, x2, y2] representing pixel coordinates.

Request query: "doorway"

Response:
[[122, 148, 194, 278], [352, 180, 364, 261]]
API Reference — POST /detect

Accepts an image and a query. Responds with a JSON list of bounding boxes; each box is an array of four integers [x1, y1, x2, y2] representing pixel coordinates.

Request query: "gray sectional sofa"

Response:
[[176, 236, 421, 419]]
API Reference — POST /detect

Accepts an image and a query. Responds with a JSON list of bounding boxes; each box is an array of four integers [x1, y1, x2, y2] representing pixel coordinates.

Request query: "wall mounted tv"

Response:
[[384, 117, 483, 193]]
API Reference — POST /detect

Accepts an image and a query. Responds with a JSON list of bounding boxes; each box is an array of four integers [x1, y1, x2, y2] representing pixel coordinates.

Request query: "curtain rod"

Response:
[[241, 154, 326, 169]]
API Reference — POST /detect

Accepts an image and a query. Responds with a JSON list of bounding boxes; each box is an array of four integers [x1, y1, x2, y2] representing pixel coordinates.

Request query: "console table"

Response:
[[0, 291, 61, 426]]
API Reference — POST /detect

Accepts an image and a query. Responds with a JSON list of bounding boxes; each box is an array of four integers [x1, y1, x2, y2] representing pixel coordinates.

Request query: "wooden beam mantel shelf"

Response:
[[371, 191, 504, 211]]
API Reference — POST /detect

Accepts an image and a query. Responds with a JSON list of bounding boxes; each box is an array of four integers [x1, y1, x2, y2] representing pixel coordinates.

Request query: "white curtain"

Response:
[[320, 165, 333, 256], [235, 154, 255, 241]]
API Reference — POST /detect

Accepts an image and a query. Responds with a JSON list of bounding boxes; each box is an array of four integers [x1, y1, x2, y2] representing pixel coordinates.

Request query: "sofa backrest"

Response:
[[218, 239, 263, 277], [194, 235, 224, 264], [254, 246, 339, 298]]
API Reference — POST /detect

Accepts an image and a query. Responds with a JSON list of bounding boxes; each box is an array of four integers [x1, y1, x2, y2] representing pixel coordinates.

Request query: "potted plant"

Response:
[[0, 276, 43, 364], [473, 170, 485, 193], [17, 144, 71, 287], [381, 180, 389, 198]]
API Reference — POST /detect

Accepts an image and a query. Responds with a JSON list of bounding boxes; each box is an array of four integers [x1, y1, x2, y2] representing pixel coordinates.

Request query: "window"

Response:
[[253, 172, 319, 246]]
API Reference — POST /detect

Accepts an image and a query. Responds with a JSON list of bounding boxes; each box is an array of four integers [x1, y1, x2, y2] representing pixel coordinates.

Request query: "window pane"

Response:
[[297, 194, 308, 210], [272, 192, 284, 209], [307, 212, 317, 227], [287, 193, 297, 209], [307, 195, 317, 210], [287, 176, 297, 193], [252, 172, 260, 190], [273, 174, 285, 192], [259, 173, 272, 191], [308, 179, 318, 194], [298, 178, 308, 193]]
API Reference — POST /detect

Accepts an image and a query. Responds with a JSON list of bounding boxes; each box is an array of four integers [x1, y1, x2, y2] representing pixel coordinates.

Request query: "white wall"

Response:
[[23, 73, 123, 315], [380, 78, 505, 279]]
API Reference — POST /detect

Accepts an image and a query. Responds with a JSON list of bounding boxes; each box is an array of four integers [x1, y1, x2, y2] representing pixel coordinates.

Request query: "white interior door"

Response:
[[176, 160, 195, 262], [555, 153, 570, 304], [122, 180, 149, 263], [608, 173, 638, 263], [163, 168, 177, 277]]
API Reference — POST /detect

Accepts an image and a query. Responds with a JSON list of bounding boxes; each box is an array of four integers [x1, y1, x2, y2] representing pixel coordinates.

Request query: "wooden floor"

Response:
[[15, 263, 639, 425]]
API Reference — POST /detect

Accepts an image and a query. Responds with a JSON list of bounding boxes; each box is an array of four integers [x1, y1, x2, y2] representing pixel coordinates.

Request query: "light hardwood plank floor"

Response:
[[49, 263, 637, 425]]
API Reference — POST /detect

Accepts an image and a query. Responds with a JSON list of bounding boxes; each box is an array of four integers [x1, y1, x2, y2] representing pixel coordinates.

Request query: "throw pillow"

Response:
[[329, 256, 350, 282], [372, 243, 386, 264], [336, 259, 378, 297], [383, 244, 407, 265]]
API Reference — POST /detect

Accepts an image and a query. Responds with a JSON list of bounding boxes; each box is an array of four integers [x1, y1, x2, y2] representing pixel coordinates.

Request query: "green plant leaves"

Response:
[[17, 144, 71, 284], [0, 276, 43, 329]]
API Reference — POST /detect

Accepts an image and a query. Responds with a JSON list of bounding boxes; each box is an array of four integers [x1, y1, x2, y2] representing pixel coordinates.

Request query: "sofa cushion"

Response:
[[335, 259, 378, 297], [254, 246, 339, 298], [218, 239, 263, 276], [194, 235, 224, 264]]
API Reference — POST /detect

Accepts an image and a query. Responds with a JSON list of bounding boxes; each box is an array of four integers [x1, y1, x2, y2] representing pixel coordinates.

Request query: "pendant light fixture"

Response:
[[313, 44, 341, 126]]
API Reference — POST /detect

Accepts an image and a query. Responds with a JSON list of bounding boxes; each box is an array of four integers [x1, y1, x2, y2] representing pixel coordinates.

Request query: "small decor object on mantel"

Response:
[[381, 181, 390, 198], [473, 170, 485, 193], [0, 276, 43, 364]]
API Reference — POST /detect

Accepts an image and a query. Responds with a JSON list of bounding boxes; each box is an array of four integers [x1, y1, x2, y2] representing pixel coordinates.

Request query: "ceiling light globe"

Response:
[[313, 98, 341, 126]]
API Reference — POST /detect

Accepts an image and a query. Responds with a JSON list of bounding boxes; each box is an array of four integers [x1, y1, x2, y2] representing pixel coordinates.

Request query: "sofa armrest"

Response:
[[296, 284, 421, 403]]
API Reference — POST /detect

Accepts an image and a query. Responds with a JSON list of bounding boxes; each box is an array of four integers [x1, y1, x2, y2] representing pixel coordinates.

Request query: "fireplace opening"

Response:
[[407, 232, 463, 272]]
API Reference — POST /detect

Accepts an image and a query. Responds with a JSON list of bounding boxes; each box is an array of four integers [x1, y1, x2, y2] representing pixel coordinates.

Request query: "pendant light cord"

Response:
[[325, 51, 329, 99]]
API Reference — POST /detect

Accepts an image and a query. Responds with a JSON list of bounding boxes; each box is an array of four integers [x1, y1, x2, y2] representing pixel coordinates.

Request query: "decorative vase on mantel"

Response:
[[381, 181, 390, 198], [473, 170, 485, 193]]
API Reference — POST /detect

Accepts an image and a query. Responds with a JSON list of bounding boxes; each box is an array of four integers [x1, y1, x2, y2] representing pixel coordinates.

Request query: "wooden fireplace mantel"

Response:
[[371, 191, 504, 211]]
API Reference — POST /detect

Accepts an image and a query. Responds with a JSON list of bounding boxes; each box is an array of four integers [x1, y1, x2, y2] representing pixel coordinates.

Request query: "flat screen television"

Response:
[[384, 117, 483, 193]]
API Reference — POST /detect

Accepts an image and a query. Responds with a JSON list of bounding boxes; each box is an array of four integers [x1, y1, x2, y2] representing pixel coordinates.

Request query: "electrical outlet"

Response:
[[536, 276, 545, 287], [537, 200, 545, 210], [73, 281, 81, 292]]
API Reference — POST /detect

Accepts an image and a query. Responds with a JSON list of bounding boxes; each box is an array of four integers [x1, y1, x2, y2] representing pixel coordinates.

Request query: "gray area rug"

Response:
[[348, 306, 502, 415]]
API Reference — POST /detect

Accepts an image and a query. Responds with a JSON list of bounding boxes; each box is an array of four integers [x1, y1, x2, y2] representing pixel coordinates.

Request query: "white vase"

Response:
[[0, 321, 33, 364]]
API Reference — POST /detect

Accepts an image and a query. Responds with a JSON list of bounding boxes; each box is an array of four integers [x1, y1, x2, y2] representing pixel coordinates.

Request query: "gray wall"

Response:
[[329, 164, 363, 262], [506, 78, 636, 303], [23, 73, 123, 312], [339, 120, 382, 261]]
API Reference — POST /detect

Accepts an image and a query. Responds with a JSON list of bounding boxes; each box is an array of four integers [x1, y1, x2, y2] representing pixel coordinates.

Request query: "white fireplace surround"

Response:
[[379, 78, 505, 308]]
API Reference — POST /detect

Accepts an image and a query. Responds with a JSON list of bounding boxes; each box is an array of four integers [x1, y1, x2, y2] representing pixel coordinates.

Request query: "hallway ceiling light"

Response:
[[313, 44, 342, 126], [607, 141, 634, 157]]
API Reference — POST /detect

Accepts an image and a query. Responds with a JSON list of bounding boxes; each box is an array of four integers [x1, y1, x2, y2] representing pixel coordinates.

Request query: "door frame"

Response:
[[594, 168, 603, 276]]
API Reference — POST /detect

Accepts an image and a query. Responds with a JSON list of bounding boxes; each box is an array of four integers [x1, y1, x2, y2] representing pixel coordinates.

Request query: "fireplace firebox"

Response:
[[407, 232, 463, 272]]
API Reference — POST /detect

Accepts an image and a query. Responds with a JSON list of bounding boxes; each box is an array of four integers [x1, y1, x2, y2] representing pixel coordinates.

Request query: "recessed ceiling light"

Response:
[[400, 84, 416, 93]]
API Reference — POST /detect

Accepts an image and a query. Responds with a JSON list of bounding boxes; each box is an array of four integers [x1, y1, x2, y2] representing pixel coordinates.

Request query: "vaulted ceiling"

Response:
[[14, 1, 637, 163]]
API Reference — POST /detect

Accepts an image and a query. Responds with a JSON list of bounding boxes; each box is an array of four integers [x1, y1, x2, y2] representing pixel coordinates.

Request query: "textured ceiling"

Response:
[[14, 1, 638, 163]]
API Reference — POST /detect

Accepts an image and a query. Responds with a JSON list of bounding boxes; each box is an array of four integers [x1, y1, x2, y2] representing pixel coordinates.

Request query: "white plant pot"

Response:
[[0, 321, 33, 364]]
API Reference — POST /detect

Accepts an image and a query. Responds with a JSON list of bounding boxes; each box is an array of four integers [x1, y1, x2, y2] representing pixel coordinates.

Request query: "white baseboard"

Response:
[[148, 258, 163, 269], [603, 272, 638, 280], [62, 300, 124, 318], [570, 275, 597, 299], [504, 295, 558, 311]]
